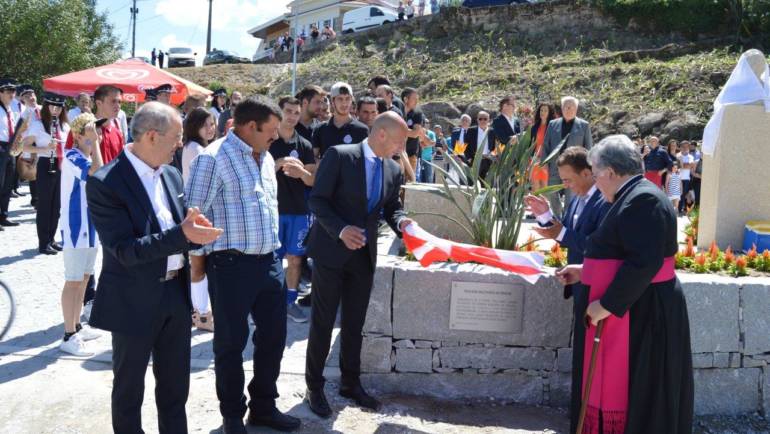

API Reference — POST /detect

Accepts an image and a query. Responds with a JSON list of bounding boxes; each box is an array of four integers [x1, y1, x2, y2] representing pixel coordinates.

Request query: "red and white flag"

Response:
[[402, 223, 547, 284]]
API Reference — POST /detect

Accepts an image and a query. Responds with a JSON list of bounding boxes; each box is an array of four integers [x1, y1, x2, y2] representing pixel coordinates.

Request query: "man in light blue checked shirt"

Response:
[[185, 96, 301, 433]]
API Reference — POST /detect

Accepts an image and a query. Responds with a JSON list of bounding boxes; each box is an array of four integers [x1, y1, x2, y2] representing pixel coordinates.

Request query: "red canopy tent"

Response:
[[43, 58, 211, 105]]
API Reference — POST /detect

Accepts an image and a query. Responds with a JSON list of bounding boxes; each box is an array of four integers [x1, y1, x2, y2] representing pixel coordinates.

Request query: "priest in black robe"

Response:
[[557, 134, 693, 434]]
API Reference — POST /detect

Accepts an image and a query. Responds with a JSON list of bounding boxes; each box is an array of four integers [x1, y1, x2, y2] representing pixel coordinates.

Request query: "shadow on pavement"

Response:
[[0, 248, 39, 268]]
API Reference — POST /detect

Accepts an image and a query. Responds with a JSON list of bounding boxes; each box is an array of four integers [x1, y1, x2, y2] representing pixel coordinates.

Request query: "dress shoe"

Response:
[[339, 384, 381, 411], [247, 407, 301, 432], [50, 242, 63, 251], [305, 388, 332, 418], [221, 417, 246, 434], [0, 218, 19, 227], [38, 246, 58, 255]]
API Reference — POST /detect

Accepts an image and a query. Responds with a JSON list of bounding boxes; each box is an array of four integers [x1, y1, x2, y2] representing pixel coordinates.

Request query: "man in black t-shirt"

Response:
[[269, 97, 317, 323], [402, 87, 424, 175], [374, 85, 404, 119], [295, 85, 326, 142], [367, 75, 406, 114], [311, 82, 368, 159]]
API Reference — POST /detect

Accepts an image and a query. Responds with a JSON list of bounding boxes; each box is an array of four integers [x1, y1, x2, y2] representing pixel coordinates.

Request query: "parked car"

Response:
[[461, 0, 531, 7], [203, 50, 251, 65], [342, 6, 399, 34], [166, 47, 197, 68]]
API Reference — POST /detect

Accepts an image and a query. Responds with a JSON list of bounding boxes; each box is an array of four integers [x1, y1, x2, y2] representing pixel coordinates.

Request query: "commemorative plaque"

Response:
[[449, 281, 524, 333]]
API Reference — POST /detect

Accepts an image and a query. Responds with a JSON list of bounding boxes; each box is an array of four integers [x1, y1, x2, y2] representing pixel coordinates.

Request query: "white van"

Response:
[[342, 6, 399, 34]]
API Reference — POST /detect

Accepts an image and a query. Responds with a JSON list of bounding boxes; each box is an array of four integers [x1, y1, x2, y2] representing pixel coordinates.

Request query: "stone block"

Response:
[[403, 184, 474, 243], [362, 372, 544, 404], [431, 341, 442, 349], [360, 337, 393, 373], [764, 366, 770, 417], [692, 353, 713, 369], [393, 262, 573, 347], [679, 274, 741, 353], [439, 347, 555, 371], [741, 282, 770, 355], [694, 368, 761, 415], [432, 350, 440, 368], [442, 341, 459, 347], [714, 352, 730, 368], [479, 368, 500, 374], [743, 356, 767, 368], [414, 340, 433, 349], [548, 372, 572, 408], [394, 339, 415, 348], [557, 348, 572, 373], [729, 352, 741, 368], [395, 349, 433, 373], [433, 368, 457, 373], [362, 262, 394, 336]]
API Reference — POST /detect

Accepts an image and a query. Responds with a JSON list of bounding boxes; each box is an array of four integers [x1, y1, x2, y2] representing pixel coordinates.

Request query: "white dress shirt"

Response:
[[537, 184, 598, 242], [478, 127, 490, 156], [124, 147, 185, 272]]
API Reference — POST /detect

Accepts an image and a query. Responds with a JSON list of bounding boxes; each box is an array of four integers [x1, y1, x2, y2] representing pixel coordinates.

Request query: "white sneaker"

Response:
[[59, 334, 94, 357], [77, 324, 101, 341], [81, 300, 94, 322]]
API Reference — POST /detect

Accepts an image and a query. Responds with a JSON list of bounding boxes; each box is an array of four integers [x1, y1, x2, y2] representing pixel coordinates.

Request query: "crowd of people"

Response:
[[0, 73, 698, 433]]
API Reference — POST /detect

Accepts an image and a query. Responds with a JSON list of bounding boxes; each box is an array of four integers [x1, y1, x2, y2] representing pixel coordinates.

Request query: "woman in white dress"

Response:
[[181, 107, 217, 331]]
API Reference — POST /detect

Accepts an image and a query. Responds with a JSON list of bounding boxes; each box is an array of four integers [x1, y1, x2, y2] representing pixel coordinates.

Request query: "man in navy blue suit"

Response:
[[524, 146, 609, 432]]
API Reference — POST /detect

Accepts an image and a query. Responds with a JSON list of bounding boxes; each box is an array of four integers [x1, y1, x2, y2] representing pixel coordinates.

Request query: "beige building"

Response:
[[248, 0, 397, 60]]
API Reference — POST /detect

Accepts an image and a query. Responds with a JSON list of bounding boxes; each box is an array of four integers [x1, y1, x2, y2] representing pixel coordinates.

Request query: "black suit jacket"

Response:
[[86, 151, 194, 336], [540, 187, 609, 298], [462, 126, 493, 165], [306, 142, 406, 269], [490, 114, 521, 147]]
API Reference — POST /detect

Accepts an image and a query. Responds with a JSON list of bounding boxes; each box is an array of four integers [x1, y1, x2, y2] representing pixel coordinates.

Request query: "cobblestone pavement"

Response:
[[0, 184, 569, 434]]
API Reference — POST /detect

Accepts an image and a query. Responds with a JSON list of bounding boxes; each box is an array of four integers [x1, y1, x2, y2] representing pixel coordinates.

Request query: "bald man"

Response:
[[304, 112, 413, 417]]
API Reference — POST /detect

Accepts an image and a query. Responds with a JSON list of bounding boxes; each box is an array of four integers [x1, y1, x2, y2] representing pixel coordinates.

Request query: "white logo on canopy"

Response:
[[95, 68, 149, 81]]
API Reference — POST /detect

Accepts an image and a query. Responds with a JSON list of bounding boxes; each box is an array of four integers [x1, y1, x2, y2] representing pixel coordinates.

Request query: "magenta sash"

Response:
[[579, 256, 675, 434]]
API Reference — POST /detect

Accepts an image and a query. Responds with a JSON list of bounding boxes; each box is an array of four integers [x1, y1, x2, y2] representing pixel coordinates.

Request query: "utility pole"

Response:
[[130, 0, 138, 57], [206, 0, 213, 54], [291, 12, 298, 95]]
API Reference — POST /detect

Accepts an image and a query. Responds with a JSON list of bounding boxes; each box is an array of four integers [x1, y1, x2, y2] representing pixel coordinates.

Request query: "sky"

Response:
[[96, 0, 292, 65]]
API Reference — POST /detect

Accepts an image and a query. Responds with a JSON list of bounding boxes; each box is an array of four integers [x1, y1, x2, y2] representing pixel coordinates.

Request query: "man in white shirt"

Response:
[[677, 140, 696, 214], [67, 92, 92, 122]]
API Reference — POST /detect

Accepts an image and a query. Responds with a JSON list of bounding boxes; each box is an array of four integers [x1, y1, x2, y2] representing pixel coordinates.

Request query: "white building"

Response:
[[248, 0, 397, 60]]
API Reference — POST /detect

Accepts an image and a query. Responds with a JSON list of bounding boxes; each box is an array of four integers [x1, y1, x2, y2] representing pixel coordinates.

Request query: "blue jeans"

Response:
[[419, 159, 434, 183]]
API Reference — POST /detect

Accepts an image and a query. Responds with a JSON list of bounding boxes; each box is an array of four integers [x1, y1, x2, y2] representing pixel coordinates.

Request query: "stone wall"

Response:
[[361, 256, 770, 416]]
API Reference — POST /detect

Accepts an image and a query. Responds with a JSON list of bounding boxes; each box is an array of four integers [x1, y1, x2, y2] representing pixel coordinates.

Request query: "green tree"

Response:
[[0, 0, 121, 89]]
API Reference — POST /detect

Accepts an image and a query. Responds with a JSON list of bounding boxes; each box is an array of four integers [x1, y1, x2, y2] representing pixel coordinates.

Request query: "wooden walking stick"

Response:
[[576, 318, 606, 434]]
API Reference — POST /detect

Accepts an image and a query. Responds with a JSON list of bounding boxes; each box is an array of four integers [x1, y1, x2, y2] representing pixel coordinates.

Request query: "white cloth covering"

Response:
[[703, 50, 770, 156]]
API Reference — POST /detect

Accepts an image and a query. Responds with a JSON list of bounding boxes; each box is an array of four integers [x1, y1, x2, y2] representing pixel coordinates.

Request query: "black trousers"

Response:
[[111, 277, 191, 434], [206, 251, 287, 418], [35, 157, 60, 248], [84, 274, 96, 305], [305, 247, 374, 391], [0, 144, 14, 217]]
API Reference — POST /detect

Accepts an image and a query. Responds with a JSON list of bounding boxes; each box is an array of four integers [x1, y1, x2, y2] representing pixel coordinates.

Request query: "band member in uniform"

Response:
[[21, 93, 69, 254], [0, 78, 20, 228], [557, 135, 694, 434], [15, 84, 42, 206], [155, 83, 174, 106]]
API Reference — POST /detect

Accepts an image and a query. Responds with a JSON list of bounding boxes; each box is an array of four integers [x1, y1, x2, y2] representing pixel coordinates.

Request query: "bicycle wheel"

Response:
[[0, 280, 15, 341]]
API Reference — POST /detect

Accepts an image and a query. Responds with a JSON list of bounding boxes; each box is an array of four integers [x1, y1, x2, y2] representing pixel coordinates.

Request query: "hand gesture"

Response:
[[585, 300, 611, 327], [555, 264, 582, 286], [282, 159, 308, 179], [532, 218, 563, 240], [340, 225, 366, 250], [181, 207, 223, 245], [524, 194, 550, 216], [398, 218, 414, 233]]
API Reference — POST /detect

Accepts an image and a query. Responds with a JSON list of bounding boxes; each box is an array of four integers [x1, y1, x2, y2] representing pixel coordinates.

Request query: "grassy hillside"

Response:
[[175, 31, 762, 138]]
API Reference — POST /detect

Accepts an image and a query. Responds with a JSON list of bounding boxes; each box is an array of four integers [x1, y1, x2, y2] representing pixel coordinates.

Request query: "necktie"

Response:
[[367, 157, 382, 214], [5, 109, 12, 140]]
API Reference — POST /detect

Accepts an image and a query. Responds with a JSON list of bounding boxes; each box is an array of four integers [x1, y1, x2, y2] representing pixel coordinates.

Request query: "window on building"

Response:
[[324, 19, 331, 28]]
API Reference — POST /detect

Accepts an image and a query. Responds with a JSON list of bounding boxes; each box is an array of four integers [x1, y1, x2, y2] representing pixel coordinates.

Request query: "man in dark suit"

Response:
[[541, 96, 593, 216], [449, 114, 471, 155], [524, 146, 609, 430], [490, 96, 521, 148], [462, 111, 494, 179], [87, 102, 223, 434], [304, 112, 413, 418]]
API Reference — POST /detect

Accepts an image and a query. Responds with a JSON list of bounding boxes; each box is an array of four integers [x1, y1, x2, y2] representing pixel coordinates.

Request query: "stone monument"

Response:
[[699, 49, 770, 250]]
